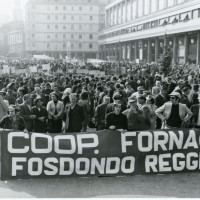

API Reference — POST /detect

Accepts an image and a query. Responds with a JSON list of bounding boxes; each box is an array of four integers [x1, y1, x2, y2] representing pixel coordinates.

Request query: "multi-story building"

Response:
[[0, 0, 25, 57], [99, 0, 200, 65], [25, 0, 112, 59], [7, 23, 25, 57]]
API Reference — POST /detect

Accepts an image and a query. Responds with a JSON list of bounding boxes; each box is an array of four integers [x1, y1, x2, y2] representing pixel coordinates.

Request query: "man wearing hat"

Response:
[[131, 86, 145, 99], [155, 92, 192, 129], [122, 96, 147, 131]]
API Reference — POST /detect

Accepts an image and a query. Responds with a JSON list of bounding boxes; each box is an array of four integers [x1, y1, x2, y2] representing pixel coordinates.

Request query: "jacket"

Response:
[[19, 103, 33, 131], [155, 102, 193, 126], [46, 100, 64, 119], [190, 104, 200, 126]]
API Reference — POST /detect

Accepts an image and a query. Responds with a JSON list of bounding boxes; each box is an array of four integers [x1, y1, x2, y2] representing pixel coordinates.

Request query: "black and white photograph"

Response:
[[0, 0, 200, 198]]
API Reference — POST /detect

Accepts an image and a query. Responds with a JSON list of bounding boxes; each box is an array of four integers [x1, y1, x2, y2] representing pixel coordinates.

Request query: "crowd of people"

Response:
[[0, 59, 199, 133]]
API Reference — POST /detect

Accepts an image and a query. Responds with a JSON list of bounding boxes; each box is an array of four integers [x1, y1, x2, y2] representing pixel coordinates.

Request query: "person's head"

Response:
[[69, 93, 78, 105], [103, 96, 110, 105], [113, 102, 121, 115], [80, 91, 88, 100], [113, 92, 122, 102], [51, 93, 59, 102], [193, 84, 199, 92], [8, 105, 16, 117], [160, 85, 167, 95], [18, 89, 24, 97], [128, 96, 137, 108], [169, 92, 181, 105], [35, 97, 43, 107], [137, 86, 144, 94], [45, 83, 51, 89], [156, 80, 161, 87], [137, 95, 146, 105], [34, 86, 41, 94], [53, 84, 59, 92], [23, 94, 32, 105], [181, 85, 191, 95]]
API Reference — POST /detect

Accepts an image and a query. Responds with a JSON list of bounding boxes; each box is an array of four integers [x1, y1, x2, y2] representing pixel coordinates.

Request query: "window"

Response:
[[89, 44, 93, 49], [79, 43, 82, 48], [47, 35, 50, 39], [71, 15, 74, 20], [89, 34, 93, 39], [90, 16, 93, 20], [47, 43, 50, 48], [71, 6, 74, 11], [71, 25, 74, 30], [63, 43, 66, 48], [32, 43, 35, 47], [32, 33, 35, 38], [192, 9, 199, 19], [47, 25, 50, 29], [79, 24, 82, 30], [55, 25, 58, 29], [79, 6, 82, 11], [32, 24, 35, 29], [63, 6, 66, 10], [79, 15, 82, 21], [79, 34, 82, 39], [55, 15, 58, 20], [90, 6, 93, 11], [71, 43, 74, 48], [63, 34, 66, 39], [47, 15, 50, 20], [63, 15, 66, 20], [71, 34, 74, 39], [55, 34, 58, 39], [55, 6, 58, 10], [32, 5, 35, 9], [90, 24, 93, 29], [63, 25, 66, 30]]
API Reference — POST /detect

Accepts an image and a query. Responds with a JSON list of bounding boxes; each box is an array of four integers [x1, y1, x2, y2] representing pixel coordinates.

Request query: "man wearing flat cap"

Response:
[[122, 96, 147, 131], [155, 92, 193, 129]]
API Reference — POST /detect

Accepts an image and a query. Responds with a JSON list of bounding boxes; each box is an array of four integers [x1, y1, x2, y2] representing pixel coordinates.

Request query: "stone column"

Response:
[[136, 0, 138, 18], [184, 33, 189, 64], [173, 34, 178, 65], [134, 41, 138, 60], [121, 2, 123, 24], [157, 0, 159, 11], [196, 31, 200, 65], [130, 0, 133, 20], [155, 37, 159, 62], [128, 42, 132, 61], [147, 39, 151, 63], [125, 0, 128, 22]]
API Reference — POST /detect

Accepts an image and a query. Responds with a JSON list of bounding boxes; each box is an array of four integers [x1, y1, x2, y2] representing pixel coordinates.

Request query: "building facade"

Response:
[[25, 0, 112, 59], [99, 0, 200, 65]]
